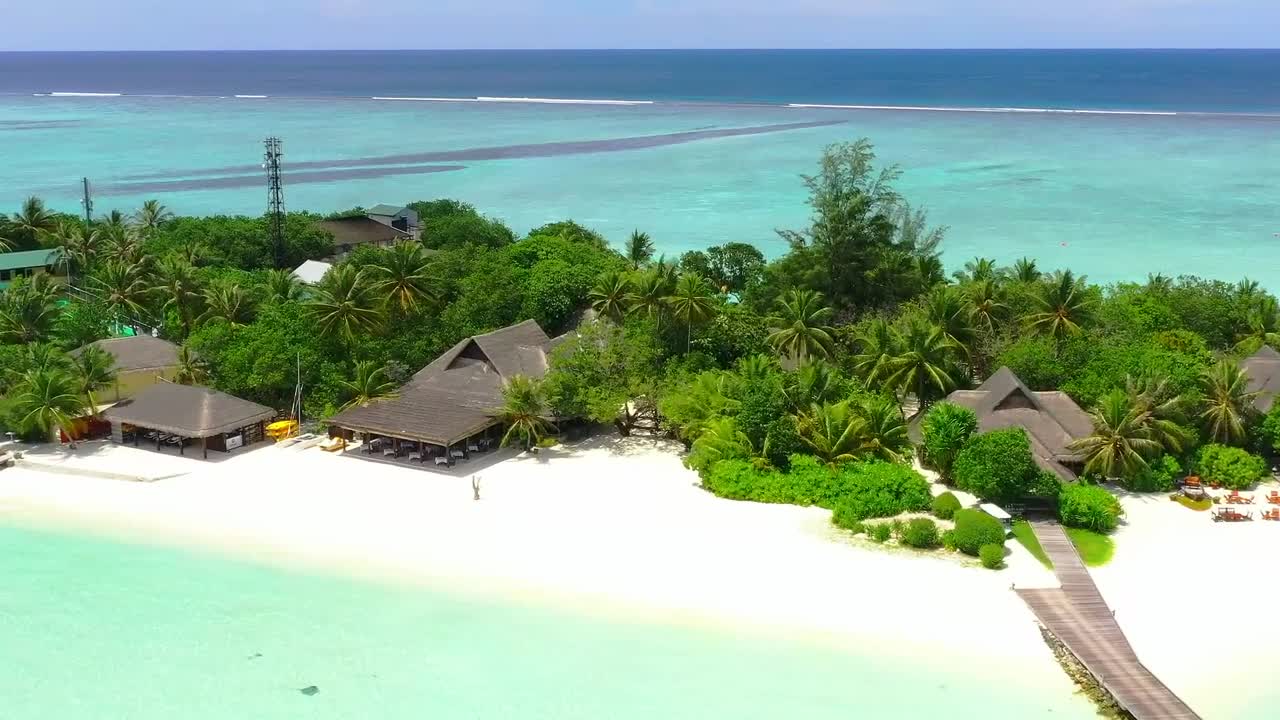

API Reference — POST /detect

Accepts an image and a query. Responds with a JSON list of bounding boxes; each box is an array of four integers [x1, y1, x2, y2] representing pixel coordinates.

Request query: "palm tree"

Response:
[[199, 280, 256, 327], [626, 268, 671, 329], [797, 401, 863, 466], [735, 353, 778, 383], [914, 254, 947, 290], [664, 272, 717, 352], [152, 256, 202, 337], [1070, 390, 1162, 480], [46, 221, 99, 284], [1234, 296, 1280, 353], [687, 416, 757, 470], [954, 256, 999, 284], [10, 368, 84, 442], [0, 274, 61, 343], [1125, 375, 1191, 455], [850, 317, 896, 386], [20, 342, 73, 377], [624, 230, 654, 269], [338, 360, 398, 410], [132, 200, 173, 236], [70, 345, 117, 413], [91, 259, 152, 322], [766, 289, 836, 363], [307, 264, 383, 344], [925, 286, 975, 358], [588, 270, 632, 323], [883, 318, 960, 412], [854, 395, 911, 462], [1025, 270, 1096, 349], [173, 344, 208, 385], [13, 196, 57, 238], [498, 375, 552, 450], [1199, 360, 1259, 446], [370, 241, 436, 313], [1011, 257, 1041, 284], [965, 278, 1009, 335], [785, 359, 844, 411], [262, 268, 305, 304]]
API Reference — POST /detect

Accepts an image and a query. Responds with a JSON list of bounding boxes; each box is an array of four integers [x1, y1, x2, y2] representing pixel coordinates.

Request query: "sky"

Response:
[[4, 0, 1277, 50]]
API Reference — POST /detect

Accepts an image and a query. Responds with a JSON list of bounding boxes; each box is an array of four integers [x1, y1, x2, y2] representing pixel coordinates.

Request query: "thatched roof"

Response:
[[329, 320, 556, 446], [939, 367, 1092, 480], [1240, 345, 1280, 413], [102, 382, 275, 438], [71, 335, 180, 372]]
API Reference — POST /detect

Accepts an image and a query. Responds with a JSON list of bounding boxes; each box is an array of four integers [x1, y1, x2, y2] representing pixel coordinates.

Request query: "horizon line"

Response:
[[2, 47, 1279, 53]]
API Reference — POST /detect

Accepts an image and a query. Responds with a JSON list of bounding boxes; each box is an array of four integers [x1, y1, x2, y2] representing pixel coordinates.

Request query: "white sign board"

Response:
[[225, 434, 244, 450]]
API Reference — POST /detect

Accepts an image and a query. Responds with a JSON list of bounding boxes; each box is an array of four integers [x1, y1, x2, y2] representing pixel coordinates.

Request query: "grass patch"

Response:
[[1065, 528, 1115, 567], [1012, 520, 1115, 568], [1012, 520, 1052, 569], [1172, 494, 1213, 511]]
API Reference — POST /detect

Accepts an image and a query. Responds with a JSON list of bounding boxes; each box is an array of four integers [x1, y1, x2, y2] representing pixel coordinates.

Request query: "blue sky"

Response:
[[6, 1, 1277, 50]]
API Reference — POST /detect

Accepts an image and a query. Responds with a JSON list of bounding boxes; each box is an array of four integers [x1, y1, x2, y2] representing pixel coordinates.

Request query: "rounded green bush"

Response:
[[870, 523, 892, 543], [952, 508, 1006, 556], [979, 543, 1005, 569], [940, 530, 958, 551], [1058, 484, 1123, 533], [1195, 444, 1267, 490], [900, 517, 940, 549], [930, 491, 962, 520]]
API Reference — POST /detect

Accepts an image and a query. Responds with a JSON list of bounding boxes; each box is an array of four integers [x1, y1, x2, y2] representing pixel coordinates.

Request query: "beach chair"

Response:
[[1267, 491, 1280, 505], [434, 455, 450, 467], [1263, 509, 1280, 521]]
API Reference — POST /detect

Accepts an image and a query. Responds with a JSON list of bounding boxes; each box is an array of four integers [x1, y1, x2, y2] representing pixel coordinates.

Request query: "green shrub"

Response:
[[830, 461, 932, 523], [952, 508, 1006, 556], [900, 518, 940, 549], [870, 523, 892, 543], [1125, 454, 1181, 493], [1058, 484, 1123, 532], [1195, 444, 1267, 490], [940, 530, 958, 551], [930, 491, 962, 520], [979, 543, 1005, 569], [843, 520, 865, 535], [953, 428, 1043, 504], [920, 403, 977, 481], [1261, 405, 1280, 454]]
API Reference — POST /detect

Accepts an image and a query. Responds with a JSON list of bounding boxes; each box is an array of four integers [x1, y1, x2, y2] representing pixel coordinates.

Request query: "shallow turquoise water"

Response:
[[2, 96, 1277, 287], [0, 522, 1094, 719]]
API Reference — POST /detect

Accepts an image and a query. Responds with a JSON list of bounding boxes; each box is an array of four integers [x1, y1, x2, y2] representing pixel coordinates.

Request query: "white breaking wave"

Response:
[[234, 94, 268, 99], [476, 96, 654, 105], [49, 91, 123, 97], [787, 103, 1179, 116], [370, 96, 478, 102]]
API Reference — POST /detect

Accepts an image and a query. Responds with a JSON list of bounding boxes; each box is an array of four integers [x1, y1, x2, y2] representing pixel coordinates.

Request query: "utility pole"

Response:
[[79, 177, 93, 225], [264, 137, 285, 268]]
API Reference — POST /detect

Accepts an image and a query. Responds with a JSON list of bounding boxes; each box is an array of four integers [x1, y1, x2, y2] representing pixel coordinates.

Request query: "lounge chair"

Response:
[[1263, 509, 1280, 521], [1267, 491, 1280, 505], [434, 455, 449, 467]]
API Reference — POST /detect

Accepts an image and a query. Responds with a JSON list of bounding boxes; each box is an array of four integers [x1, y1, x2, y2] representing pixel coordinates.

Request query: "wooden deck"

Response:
[[1015, 521, 1201, 720]]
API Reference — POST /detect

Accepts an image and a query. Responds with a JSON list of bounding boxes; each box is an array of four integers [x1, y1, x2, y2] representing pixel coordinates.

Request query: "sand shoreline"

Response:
[[2, 437, 1078, 690]]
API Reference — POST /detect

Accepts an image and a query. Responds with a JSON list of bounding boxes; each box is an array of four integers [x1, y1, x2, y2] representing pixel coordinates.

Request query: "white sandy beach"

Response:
[[0, 435, 1130, 703]]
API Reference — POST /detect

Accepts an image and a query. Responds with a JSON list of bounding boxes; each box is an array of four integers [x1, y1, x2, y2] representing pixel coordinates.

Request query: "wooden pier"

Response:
[[1015, 521, 1201, 720]]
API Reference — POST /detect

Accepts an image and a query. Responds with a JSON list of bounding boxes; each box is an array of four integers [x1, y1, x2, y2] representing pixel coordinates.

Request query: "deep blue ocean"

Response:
[[3, 49, 1280, 112], [1, 50, 1277, 287]]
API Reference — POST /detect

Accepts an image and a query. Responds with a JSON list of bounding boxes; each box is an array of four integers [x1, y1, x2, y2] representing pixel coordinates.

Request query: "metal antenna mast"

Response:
[[264, 137, 285, 268]]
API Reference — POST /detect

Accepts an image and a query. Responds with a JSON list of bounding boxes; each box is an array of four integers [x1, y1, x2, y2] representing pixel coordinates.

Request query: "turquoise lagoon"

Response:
[[1, 95, 1277, 287], [0, 522, 1096, 719]]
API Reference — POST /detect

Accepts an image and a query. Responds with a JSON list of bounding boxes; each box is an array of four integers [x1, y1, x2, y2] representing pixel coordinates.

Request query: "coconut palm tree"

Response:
[[152, 256, 202, 337], [965, 278, 1009, 335], [261, 268, 305, 304], [199, 280, 256, 327], [12, 196, 57, 238], [307, 264, 383, 344], [625, 268, 671, 329], [850, 317, 897, 386], [1025, 270, 1096, 349], [665, 272, 718, 352], [925, 286, 975, 358], [1234, 296, 1280, 353], [953, 256, 999, 284], [370, 241, 436, 313], [883, 318, 961, 412], [854, 395, 911, 462], [797, 401, 865, 467], [91, 259, 152, 322], [1199, 360, 1260, 446], [1071, 390, 1163, 480], [338, 360, 398, 410], [19, 342, 73, 377], [766, 289, 836, 363], [46, 221, 99, 284], [0, 274, 61, 343], [70, 345, 117, 413], [132, 200, 173, 237], [588, 270, 632, 323], [10, 368, 84, 442], [687, 416, 757, 470], [498, 375, 552, 450], [173, 344, 208, 385], [785, 359, 845, 411], [1011, 257, 1041, 284], [914, 254, 947, 290], [624, 230, 654, 269], [1124, 375, 1191, 455]]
